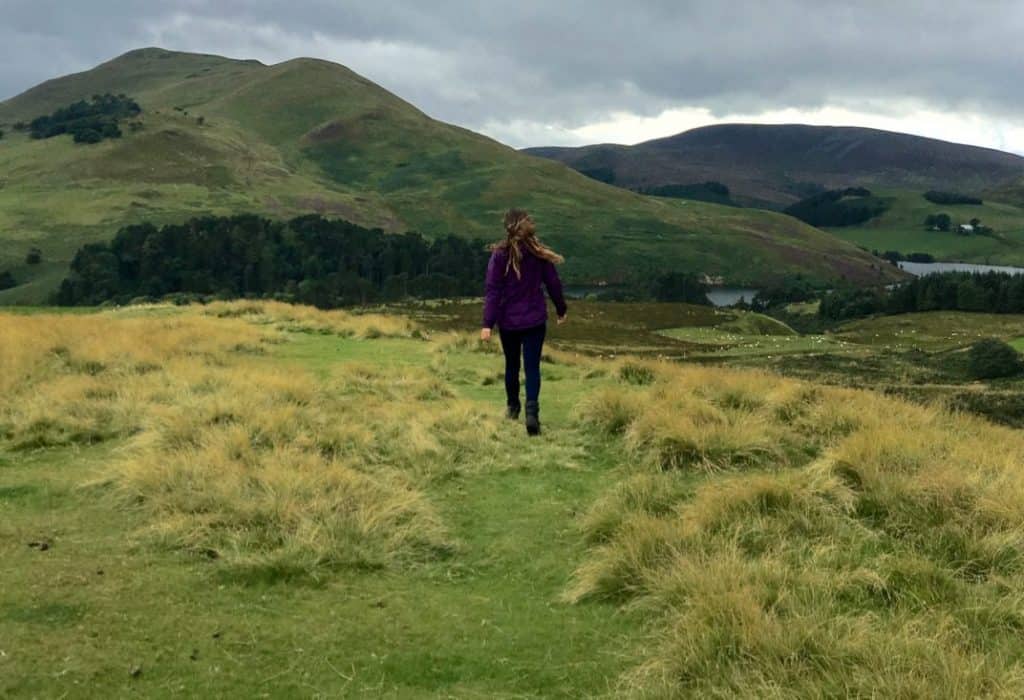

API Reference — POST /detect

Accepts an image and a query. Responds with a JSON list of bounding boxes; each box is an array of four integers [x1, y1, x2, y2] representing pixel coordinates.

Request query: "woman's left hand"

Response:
[[480, 327, 492, 341]]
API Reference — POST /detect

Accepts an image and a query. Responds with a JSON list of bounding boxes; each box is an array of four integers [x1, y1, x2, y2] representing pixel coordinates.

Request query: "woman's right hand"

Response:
[[480, 327, 492, 341], [557, 314, 567, 325]]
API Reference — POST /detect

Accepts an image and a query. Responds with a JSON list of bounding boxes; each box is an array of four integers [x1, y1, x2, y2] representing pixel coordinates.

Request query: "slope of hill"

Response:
[[526, 123, 1024, 209], [0, 49, 898, 303]]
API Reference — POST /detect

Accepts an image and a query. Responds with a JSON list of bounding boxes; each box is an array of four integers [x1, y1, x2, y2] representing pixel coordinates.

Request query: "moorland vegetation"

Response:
[[4, 302, 1024, 696]]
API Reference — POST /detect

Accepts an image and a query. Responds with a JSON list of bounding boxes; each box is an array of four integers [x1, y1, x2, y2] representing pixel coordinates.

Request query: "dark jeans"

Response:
[[498, 322, 546, 406]]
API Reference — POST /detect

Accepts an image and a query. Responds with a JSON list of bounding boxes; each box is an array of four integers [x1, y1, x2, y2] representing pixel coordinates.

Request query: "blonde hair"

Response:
[[491, 208, 564, 279]]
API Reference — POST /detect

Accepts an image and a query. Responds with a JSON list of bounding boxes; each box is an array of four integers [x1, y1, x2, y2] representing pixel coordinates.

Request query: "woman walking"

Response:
[[481, 209, 567, 436]]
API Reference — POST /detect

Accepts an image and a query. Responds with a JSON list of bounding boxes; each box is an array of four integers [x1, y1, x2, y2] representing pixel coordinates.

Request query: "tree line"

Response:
[[20, 93, 141, 144], [56, 214, 494, 307], [783, 187, 889, 227], [638, 181, 739, 207], [819, 271, 1024, 321], [923, 190, 983, 205]]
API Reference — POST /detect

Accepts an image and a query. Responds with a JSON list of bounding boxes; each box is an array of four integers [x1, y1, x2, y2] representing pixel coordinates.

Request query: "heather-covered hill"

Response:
[[0, 49, 897, 303], [526, 123, 1024, 208]]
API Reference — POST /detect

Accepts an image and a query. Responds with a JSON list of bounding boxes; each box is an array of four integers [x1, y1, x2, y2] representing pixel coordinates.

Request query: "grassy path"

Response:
[[1, 332, 641, 697]]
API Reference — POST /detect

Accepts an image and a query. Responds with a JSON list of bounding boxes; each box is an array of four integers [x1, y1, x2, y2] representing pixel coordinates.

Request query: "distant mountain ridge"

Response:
[[525, 123, 1024, 208], [0, 49, 900, 302]]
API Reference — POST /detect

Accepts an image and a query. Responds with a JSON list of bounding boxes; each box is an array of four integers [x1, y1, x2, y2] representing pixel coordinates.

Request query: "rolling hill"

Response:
[[0, 49, 899, 303], [525, 123, 1024, 209]]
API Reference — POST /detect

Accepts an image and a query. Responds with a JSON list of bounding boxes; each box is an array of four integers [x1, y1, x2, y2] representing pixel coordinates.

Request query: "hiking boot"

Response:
[[525, 400, 540, 436], [506, 401, 521, 420]]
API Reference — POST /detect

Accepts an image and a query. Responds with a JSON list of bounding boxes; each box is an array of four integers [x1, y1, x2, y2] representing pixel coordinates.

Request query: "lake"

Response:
[[565, 285, 759, 307], [898, 261, 1024, 276], [706, 288, 759, 307]]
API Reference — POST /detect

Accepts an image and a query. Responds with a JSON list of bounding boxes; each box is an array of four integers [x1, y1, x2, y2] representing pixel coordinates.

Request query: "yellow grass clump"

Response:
[[0, 308, 503, 577], [201, 299, 419, 338], [571, 361, 1024, 697]]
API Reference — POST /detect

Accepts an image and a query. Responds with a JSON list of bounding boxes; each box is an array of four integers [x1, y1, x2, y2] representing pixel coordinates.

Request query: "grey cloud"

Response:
[[2, 1, 1023, 146]]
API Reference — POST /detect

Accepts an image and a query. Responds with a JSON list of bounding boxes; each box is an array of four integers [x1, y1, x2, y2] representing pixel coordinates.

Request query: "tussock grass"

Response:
[[0, 312, 271, 447], [571, 359, 1024, 696], [202, 299, 419, 338], [0, 307, 504, 578]]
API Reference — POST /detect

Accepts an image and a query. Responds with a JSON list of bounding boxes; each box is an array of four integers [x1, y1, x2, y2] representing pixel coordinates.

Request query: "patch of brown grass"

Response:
[[571, 360, 1024, 696], [1, 308, 503, 577]]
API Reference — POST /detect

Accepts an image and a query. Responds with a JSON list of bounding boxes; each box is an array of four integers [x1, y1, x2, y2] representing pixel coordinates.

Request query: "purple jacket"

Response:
[[482, 246, 568, 330]]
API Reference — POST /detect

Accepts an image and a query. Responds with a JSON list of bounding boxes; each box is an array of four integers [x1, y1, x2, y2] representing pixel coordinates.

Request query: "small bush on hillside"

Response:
[[967, 338, 1023, 379], [25, 247, 42, 265], [0, 271, 16, 290], [619, 362, 655, 385]]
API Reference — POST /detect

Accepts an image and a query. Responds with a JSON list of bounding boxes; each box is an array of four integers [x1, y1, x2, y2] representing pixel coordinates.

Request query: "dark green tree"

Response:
[[933, 212, 954, 232], [968, 339, 1023, 379], [650, 272, 710, 304]]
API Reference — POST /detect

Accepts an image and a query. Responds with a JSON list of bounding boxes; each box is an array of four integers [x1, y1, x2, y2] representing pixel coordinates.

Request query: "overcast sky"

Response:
[[4, 1, 1024, 152]]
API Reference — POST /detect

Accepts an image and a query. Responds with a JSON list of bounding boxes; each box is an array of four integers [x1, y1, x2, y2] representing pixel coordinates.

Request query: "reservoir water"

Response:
[[706, 288, 759, 307], [898, 261, 1024, 276]]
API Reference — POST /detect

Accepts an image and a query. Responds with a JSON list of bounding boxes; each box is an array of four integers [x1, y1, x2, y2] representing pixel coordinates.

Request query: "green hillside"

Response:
[[822, 188, 1024, 264], [0, 48, 898, 303]]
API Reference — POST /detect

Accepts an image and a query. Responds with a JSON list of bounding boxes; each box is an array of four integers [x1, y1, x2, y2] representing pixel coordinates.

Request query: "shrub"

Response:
[[0, 271, 16, 290], [967, 338, 1023, 380], [619, 362, 656, 385], [25, 247, 42, 265]]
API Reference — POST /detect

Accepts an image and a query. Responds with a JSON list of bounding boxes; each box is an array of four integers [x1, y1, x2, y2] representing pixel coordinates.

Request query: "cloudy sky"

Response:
[[4, 1, 1024, 152]]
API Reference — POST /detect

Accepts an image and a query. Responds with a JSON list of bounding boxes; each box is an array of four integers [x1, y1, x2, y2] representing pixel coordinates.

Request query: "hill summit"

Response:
[[0, 49, 898, 302]]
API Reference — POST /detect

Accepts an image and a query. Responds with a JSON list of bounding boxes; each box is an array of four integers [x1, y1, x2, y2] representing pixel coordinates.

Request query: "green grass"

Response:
[[0, 319, 645, 697], [0, 48, 898, 303], [657, 326, 847, 357], [1012, 336, 1024, 352], [833, 311, 1024, 350], [6, 303, 1024, 695], [825, 188, 1024, 264]]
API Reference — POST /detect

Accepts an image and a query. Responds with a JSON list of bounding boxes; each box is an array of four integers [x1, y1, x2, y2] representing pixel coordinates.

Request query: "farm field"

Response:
[[4, 301, 1024, 696], [824, 188, 1024, 264]]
